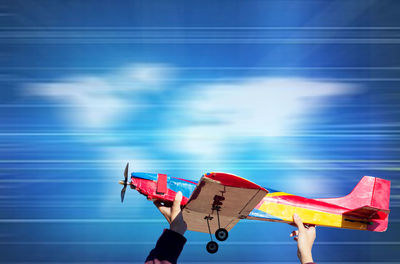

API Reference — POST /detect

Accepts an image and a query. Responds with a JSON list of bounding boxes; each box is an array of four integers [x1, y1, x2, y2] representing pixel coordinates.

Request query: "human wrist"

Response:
[[300, 252, 313, 264], [170, 224, 187, 236]]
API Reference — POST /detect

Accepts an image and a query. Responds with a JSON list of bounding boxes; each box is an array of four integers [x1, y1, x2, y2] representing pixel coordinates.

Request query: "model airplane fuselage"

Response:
[[119, 164, 390, 253]]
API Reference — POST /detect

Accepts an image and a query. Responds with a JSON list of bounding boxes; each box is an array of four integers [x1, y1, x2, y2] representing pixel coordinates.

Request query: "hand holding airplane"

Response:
[[291, 213, 316, 264], [154, 191, 187, 236]]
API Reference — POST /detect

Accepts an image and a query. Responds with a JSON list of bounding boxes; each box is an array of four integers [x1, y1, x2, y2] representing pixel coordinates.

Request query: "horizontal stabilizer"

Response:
[[343, 205, 390, 219], [316, 176, 390, 211], [316, 176, 391, 232]]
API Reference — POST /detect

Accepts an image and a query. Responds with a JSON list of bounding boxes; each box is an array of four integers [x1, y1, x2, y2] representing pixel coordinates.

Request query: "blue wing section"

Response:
[[131, 172, 158, 181], [168, 177, 197, 198], [248, 208, 283, 221]]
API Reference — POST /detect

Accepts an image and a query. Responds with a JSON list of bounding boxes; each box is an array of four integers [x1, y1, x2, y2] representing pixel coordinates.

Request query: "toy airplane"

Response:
[[119, 163, 391, 254]]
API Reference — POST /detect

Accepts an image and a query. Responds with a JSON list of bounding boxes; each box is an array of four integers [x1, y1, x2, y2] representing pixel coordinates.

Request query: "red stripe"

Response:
[[171, 177, 197, 185], [156, 174, 168, 194]]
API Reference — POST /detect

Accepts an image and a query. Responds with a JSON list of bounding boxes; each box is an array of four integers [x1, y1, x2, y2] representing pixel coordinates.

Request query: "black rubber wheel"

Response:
[[215, 228, 229, 241], [206, 241, 219, 254]]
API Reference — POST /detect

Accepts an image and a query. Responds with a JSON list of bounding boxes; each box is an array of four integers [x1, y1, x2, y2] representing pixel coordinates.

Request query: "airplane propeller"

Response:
[[120, 162, 129, 203]]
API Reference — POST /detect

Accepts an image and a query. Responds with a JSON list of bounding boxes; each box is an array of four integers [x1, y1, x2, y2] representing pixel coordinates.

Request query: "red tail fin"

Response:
[[317, 176, 391, 232]]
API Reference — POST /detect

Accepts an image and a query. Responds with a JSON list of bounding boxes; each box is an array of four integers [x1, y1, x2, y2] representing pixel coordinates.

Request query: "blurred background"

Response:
[[0, 0, 400, 263]]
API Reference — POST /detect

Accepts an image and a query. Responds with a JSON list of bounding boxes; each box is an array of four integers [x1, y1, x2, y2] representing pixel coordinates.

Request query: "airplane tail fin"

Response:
[[316, 176, 391, 232]]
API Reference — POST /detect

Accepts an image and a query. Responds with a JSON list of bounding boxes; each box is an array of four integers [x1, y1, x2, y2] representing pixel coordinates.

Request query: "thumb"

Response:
[[171, 191, 183, 219], [293, 213, 305, 232]]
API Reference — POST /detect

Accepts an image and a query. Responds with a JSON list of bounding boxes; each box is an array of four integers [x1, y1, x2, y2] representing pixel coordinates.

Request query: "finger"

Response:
[[171, 191, 183, 220], [293, 213, 305, 232], [159, 208, 171, 222], [289, 230, 298, 237], [154, 200, 173, 207], [153, 201, 168, 212], [307, 225, 316, 230], [308, 225, 316, 235], [294, 237, 298, 241], [153, 201, 171, 222], [153, 200, 163, 208]]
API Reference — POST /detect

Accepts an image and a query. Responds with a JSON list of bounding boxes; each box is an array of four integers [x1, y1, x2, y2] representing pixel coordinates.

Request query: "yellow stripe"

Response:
[[258, 201, 367, 230], [266, 192, 293, 197]]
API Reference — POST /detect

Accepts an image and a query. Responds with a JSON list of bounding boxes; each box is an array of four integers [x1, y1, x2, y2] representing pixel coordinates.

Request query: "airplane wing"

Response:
[[182, 172, 268, 233]]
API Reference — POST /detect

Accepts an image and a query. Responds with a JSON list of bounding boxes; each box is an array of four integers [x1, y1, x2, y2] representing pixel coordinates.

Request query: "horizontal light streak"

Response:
[[0, 195, 123, 199], [0, 195, 127, 198], [4, 31, 400, 37], [0, 194, 399, 199], [1, 203, 400, 208], [3, 26, 400, 29], [0, 132, 397, 138], [0, 219, 164, 223], [0, 204, 143, 208], [1, 104, 400, 109], [0, 263, 395, 264], [1, 167, 400, 171], [0, 241, 398, 245], [0, 133, 395, 138], [0, 179, 115, 183], [5, 77, 400, 81], [2, 66, 400, 70], [3, 39, 400, 44], [0, 159, 400, 163], [0, 262, 394, 264], [0, 219, 399, 223]]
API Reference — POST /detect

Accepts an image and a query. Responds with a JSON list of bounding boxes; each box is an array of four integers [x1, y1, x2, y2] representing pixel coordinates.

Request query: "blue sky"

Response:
[[1, 0, 400, 263]]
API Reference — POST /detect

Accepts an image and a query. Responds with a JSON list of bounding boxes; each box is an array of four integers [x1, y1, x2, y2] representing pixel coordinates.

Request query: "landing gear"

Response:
[[205, 216, 219, 253], [214, 205, 228, 241], [206, 241, 218, 254], [204, 204, 230, 253], [215, 228, 228, 241], [204, 195, 230, 254]]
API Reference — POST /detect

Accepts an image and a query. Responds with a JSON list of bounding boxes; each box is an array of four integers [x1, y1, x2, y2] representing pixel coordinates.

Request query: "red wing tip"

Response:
[[204, 172, 267, 191]]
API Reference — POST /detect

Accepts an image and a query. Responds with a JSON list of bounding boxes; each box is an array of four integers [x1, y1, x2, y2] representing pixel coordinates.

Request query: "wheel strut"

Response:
[[214, 206, 229, 241], [204, 215, 219, 254]]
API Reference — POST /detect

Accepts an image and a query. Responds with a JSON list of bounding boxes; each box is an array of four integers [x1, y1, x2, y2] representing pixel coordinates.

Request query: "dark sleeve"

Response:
[[145, 229, 187, 264]]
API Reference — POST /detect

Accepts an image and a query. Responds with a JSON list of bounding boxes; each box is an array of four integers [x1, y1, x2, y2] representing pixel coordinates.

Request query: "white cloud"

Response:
[[25, 65, 359, 162], [166, 78, 358, 158], [26, 64, 173, 128], [123, 63, 173, 87], [103, 146, 162, 171], [28, 76, 125, 127]]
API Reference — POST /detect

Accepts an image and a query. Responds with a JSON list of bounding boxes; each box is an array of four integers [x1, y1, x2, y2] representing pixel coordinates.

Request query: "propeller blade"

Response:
[[121, 186, 127, 203], [120, 162, 129, 203], [124, 162, 129, 184], [119, 162, 132, 203]]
